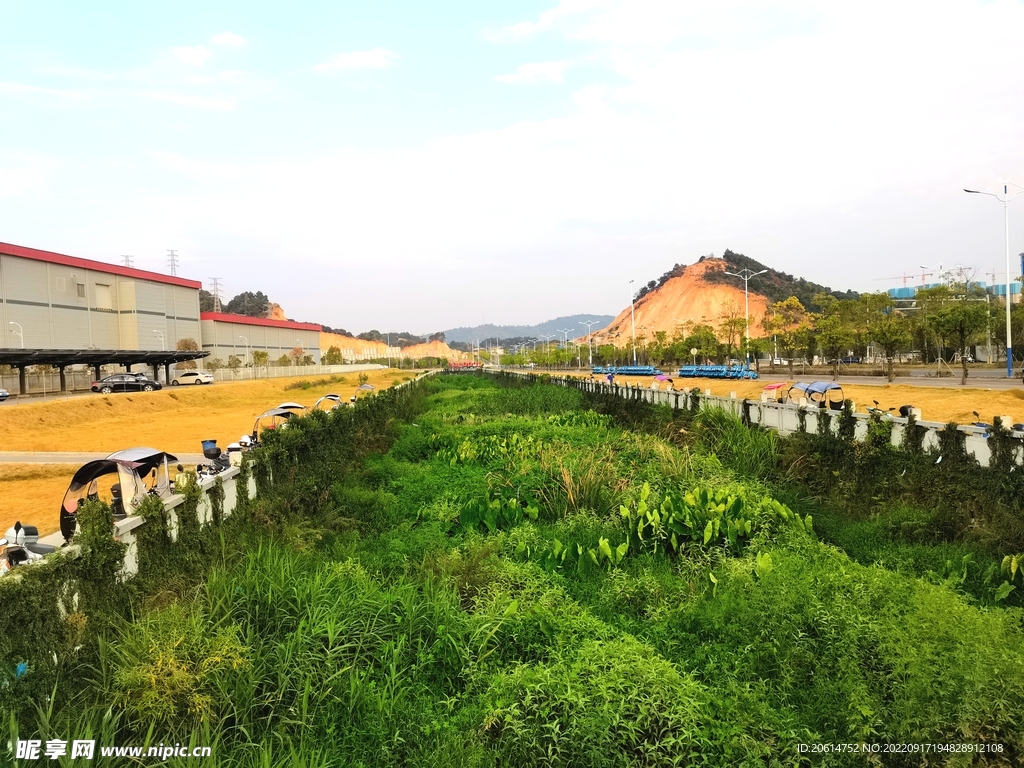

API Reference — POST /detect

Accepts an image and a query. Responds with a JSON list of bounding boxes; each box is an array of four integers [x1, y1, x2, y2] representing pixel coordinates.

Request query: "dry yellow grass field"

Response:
[[0, 368, 413, 453], [0, 464, 72, 537], [567, 372, 1024, 425], [0, 369, 416, 536]]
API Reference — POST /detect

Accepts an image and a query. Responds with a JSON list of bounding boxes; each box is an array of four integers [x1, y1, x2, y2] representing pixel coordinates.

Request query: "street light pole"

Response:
[[239, 336, 250, 378], [556, 328, 573, 369], [628, 280, 637, 365], [965, 183, 1024, 377], [153, 330, 165, 350], [723, 268, 767, 364], [580, 320, 599, 369], [8, 321, 23, 348]]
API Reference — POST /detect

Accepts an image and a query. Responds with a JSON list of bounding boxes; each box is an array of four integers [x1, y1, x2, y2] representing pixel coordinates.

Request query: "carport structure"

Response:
[[0, 349, 209, 395]]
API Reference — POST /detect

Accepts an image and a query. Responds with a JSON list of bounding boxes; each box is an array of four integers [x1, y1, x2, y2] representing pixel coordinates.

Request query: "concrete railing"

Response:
[[501, 371, 1019, 469], [35, 467, 257, 577]]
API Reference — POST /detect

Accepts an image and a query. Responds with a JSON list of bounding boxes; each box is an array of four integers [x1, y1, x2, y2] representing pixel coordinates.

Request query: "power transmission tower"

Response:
[[208, 278, 223, 312], [121, 255, 134, 267], [167, 249, 179, 275]]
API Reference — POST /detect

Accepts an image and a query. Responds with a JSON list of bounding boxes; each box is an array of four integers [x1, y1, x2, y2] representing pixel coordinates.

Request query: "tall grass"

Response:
[[692, 407, 778, 478]]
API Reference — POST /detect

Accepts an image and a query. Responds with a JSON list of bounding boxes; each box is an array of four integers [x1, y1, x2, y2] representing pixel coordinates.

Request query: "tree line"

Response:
[[501, 283, 1011, 385]]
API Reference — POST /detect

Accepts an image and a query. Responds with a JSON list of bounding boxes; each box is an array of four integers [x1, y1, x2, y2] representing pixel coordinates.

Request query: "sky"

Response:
[[2, 0, 1024, 334]]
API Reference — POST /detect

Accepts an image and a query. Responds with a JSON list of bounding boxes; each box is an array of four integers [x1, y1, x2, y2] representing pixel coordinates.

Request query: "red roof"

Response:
[[200, 312, 321, 331], [0, 241, 202, 289]]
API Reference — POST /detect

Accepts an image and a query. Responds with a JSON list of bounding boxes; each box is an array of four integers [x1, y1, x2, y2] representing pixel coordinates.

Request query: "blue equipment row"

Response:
[[677, 364, 759, 380], [592, 365, 663, 376]]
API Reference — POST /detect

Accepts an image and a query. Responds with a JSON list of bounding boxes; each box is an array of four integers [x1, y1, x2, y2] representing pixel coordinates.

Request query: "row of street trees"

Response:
[[500, 285, 1009, 385]]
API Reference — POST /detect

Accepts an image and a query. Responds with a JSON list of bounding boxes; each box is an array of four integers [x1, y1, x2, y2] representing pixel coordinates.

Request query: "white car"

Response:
[[171, 371, 214, 386]]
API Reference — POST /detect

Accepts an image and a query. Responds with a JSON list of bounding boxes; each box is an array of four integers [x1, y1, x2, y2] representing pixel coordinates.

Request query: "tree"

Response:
[[745, 337, 769, 373], [227, 354, 242, 372], [869, 313, 911, 382], [428, 331, 446, 342], [288, 346, 304, 365], [276, 354, 291, 367], [252, 350, 269, 376], [929, 301, 990, 385], [717, 302, 747, 362], [684, 324, 720, 364], [206, 357, 224, 373], [175, 338, 200, 370], [224, 291, 270, 317], [199, 290, 216, 313], [322, 346, 344, 365], [765, 297, 810, 376], [815, 315, 853, 380], [813, 293, 853, 381]]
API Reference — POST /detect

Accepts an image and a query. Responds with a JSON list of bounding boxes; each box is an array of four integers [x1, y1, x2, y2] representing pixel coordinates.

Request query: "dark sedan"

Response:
[[91, 374, 163, 394]]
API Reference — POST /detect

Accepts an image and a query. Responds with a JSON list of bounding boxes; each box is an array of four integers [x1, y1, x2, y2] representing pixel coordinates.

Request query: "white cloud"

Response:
[[486, 0, 609, 40], [496, 61, 570, 84], [146, 91, 234, 110], [172, 46, 212, 66], [212, 32, 246, 47], [312, 48, 398, 72]]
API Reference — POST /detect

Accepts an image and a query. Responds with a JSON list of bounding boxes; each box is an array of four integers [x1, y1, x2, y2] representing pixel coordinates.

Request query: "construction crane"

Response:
[[872, 272, 914, 286]]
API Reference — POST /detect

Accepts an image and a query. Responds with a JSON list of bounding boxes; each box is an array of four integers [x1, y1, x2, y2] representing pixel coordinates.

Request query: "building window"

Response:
[[95, 283, 112, 310], [77, 283, 86, 298]]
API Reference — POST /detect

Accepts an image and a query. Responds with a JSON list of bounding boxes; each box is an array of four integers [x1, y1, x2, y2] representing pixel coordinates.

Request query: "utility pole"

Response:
[[167, 250, 179, 275], [208, 278, 223, 312], [121, 255, 134, 268]]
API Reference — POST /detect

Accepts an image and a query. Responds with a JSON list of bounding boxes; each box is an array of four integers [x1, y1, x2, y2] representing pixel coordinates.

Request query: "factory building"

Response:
[[199, 312, 322, 366], [0, 241, 203, 351]]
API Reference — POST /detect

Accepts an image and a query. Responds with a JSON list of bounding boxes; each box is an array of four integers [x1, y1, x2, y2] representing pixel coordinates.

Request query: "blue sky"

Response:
[[2, 1, 1024, 333]]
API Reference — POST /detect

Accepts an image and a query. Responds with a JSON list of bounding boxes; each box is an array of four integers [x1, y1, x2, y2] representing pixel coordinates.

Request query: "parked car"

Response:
[[0, 388, 8, 401], [171, 371, 214, 386], [840, 356, 862, 364], [91, 374, 163, 394]]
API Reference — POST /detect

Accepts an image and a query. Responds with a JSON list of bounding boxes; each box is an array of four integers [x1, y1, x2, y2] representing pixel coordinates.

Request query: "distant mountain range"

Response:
[[442, 315, 615, 345]]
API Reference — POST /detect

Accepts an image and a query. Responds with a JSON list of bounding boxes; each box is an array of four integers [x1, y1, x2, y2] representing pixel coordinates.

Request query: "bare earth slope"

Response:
[[596, 257, 769, 343]]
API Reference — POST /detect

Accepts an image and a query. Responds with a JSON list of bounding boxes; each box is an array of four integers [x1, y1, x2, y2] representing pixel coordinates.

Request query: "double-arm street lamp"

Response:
[[723, 268, 767, 364], [580, 320, 599, 369], [965, 183, 1024, 377]]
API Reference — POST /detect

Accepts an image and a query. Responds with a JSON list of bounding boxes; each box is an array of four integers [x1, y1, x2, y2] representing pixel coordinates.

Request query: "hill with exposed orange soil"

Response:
[[318, 332, 468, 361], [592, 257, 768, 345], [401, 339, 469, 360]]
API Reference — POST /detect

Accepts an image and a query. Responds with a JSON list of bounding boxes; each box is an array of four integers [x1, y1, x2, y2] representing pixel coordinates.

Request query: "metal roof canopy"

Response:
[[0, 349, 208, 369]]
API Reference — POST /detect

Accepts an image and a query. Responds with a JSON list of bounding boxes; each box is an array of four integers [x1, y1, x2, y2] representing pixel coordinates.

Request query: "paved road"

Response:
[[0, 451, 207, 465], [753, 373, 1024, 390]]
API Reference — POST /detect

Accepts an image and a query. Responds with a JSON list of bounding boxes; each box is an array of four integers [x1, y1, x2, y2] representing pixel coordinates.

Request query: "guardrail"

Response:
[[501, 371, 1018, 469]]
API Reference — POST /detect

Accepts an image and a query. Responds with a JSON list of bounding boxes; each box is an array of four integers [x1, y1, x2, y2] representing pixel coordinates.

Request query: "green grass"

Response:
[[9, 373, 1024, 767]]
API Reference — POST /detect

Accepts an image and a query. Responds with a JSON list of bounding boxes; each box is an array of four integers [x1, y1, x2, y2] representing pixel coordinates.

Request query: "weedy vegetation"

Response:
[[4, 372, 1024, 766]]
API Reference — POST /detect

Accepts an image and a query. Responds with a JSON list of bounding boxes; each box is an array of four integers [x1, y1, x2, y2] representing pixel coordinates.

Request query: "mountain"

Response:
[[443, 315, 615, 345], [595, 251, 859, 344]]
